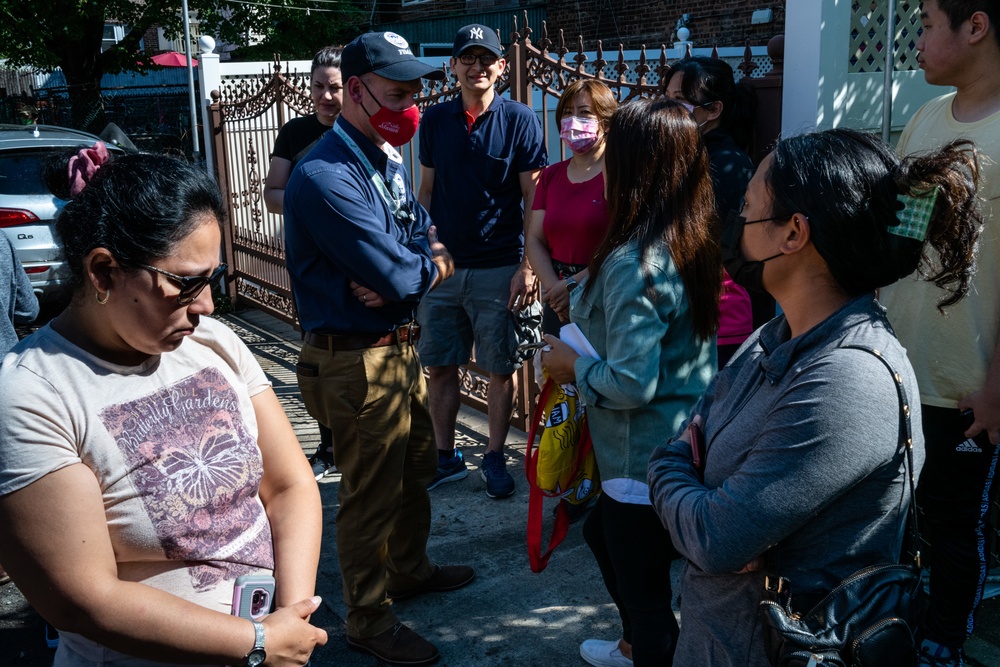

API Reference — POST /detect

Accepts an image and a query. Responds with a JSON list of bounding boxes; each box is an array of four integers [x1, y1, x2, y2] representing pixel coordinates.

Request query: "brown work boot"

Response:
[[386, 564, 476, 602], [347, 622, 440, 665]]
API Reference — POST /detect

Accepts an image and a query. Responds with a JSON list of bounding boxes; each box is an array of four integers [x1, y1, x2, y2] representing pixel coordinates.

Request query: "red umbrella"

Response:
[[151, 51, 198, 67]]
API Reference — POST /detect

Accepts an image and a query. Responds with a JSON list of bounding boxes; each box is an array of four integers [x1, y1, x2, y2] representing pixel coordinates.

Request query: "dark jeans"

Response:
[[583, 494, 680, 666], [317, 422, 334, 459], [918, 404, 1000, 649]]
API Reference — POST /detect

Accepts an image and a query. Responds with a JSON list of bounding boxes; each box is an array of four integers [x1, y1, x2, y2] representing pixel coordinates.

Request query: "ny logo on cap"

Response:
[[470, 27, 484, 40]]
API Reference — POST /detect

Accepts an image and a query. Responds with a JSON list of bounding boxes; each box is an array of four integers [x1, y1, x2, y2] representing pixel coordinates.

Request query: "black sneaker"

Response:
[[309, 453, 336, 481], [428, 450, 468, 490], [480, 450, 515, 499]]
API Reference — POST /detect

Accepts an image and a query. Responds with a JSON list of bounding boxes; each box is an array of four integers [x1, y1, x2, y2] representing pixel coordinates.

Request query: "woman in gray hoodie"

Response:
[[648, 129, 982, 667]]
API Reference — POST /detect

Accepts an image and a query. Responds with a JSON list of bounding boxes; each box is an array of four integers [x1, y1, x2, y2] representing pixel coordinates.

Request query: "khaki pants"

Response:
[[297, 339, 437, 638]]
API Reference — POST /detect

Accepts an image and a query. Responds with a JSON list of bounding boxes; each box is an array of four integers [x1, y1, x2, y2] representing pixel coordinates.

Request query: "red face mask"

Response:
[[361, 79, 420, 146]]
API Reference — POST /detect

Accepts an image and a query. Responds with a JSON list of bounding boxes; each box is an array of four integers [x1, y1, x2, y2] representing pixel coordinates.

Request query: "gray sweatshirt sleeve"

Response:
[[648, 348, 901, 574]]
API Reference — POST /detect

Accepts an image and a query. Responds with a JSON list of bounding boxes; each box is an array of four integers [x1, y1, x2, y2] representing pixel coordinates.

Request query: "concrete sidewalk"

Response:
[[2, 308, 999, 666], [221, 309, 640, 667]]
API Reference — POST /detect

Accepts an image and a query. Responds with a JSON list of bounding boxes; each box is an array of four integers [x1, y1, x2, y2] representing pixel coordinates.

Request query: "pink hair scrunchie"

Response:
[[67, 141, 111, 197]]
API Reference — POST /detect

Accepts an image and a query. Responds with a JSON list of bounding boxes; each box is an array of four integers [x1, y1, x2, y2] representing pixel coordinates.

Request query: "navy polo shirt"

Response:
[[284, 118, 438, 334], [418, 94, 547, 269]]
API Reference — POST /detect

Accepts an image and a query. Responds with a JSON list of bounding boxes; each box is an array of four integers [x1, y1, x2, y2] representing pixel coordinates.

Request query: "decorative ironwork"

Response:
[[217, 61, 314, 125], [459, 367, 491, 403], [235, 277, 296, 318]]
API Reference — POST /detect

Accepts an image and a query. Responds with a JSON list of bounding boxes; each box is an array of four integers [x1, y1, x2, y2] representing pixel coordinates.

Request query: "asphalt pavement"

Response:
[[2, 308, 998, 666]]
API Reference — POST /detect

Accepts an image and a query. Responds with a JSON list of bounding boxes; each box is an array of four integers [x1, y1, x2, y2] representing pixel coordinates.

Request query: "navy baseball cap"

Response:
[[453, 24, 503, 58], [341, 32, 445, 81]]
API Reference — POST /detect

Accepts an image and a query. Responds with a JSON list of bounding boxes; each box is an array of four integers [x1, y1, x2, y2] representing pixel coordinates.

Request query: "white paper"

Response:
[[559, 323, 601, 360]]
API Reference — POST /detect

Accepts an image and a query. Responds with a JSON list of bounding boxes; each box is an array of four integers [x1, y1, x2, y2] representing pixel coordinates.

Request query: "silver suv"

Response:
[[0, 124, 124, 304]]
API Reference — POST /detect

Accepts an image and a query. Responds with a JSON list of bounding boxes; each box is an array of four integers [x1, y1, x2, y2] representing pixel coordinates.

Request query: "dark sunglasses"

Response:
[[136, 263, 228, 305], [457, 53, 500, 67]]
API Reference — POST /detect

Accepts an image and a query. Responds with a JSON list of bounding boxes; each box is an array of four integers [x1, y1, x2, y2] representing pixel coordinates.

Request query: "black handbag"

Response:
[[757, 346, 927, 667]]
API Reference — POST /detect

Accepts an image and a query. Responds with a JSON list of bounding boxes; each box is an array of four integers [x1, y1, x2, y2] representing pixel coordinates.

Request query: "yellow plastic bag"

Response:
[[532, 381, 599, 502], [526, 378, 601, 572]]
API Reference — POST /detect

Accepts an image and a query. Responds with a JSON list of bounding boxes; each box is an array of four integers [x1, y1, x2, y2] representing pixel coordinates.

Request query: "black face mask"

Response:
[[720, 208, 783, 294]]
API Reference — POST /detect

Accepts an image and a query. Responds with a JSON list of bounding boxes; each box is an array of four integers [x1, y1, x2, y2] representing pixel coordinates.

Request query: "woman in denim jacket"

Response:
[[542, 98, 721, 667], [647, 129, 982, 667]]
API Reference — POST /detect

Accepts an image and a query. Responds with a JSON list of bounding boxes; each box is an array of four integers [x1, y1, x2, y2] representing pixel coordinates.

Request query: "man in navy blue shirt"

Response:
[[417, 24, 547, 499], [284, 31, 473, 666]]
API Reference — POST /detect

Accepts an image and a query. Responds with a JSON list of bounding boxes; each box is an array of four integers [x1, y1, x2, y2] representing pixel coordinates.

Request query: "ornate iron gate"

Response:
[[211, 62, 313, 324]]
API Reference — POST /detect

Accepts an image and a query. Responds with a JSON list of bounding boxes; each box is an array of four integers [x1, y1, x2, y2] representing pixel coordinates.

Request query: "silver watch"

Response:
[[244, 620, 266, 667]]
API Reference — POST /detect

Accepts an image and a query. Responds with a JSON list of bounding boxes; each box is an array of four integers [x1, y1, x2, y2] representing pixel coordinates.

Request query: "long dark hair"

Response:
[[588, 98, 721, 341], [45, 151, 226, 292], [664, 57, 757, 150], [767, 128, 981, 310]]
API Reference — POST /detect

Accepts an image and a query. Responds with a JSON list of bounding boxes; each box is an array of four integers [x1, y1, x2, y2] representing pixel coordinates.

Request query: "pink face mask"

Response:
[[559, 116, 600, 154]]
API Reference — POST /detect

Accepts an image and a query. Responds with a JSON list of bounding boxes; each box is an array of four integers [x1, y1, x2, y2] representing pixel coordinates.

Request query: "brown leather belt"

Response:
[[304, 324, 420, 352]]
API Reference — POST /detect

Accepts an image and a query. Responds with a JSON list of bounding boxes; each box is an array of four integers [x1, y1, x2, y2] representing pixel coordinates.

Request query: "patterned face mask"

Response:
[[559, 116, 600, 154]]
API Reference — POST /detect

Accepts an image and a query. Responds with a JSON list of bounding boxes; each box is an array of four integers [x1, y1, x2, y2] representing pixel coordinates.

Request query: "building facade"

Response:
[[374, 0, 784, 52]]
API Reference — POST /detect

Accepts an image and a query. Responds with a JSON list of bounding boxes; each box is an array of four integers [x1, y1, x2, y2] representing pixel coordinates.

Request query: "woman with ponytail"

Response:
[[541, 98, 721, 667], [648, 128, 981, 667]]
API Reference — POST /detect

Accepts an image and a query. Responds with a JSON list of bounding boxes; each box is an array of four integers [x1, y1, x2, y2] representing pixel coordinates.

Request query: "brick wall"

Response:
[[142, 26, 162, 55], [546, 0, 783, 49], [384, 0, 784, 50]]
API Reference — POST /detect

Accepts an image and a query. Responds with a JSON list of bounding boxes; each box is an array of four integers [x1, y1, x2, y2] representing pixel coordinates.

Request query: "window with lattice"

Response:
[[849, 0, 922, 73]]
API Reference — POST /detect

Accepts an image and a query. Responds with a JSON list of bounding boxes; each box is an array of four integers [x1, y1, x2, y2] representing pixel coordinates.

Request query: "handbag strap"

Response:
[[525, 378, 571, 573], [765, 345, 922, 598], [843, 345, 921, 559]]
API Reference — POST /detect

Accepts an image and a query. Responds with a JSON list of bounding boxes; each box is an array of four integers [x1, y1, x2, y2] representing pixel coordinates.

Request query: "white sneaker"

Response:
[[580, 638, 633, 667]]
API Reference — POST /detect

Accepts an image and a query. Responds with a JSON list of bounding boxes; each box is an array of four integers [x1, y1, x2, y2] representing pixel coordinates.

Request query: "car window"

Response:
[[0, 150, 58, 196]]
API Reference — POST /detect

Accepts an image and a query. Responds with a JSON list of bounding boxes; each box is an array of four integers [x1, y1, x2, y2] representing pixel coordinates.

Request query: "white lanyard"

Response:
[[333, 124, 413, 224]]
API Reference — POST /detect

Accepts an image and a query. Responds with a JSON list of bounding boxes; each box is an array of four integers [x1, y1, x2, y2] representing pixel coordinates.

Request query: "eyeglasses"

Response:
[[136, 263, 228, 305], [736, 198, 797, 226], [457, 53, 500, 67]]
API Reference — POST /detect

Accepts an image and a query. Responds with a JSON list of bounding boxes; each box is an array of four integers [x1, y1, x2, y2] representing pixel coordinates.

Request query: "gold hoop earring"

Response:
[[96, 290, 110, 305]]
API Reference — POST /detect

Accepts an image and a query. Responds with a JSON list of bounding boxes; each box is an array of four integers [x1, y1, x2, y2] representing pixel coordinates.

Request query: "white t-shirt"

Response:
[[0, 317, 274, 663], [880, 93, 1000, 407]]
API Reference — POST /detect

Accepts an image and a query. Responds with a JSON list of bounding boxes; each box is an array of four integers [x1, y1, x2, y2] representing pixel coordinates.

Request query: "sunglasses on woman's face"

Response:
[[136, 263, 228, 305]]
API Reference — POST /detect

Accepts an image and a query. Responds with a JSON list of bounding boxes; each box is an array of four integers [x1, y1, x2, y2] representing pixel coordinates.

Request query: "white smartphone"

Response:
[[231, 574, 275, 621]]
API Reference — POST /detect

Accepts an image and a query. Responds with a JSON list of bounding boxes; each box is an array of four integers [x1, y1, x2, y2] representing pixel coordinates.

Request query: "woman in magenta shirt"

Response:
[[665, 57, 762, 366], [526, 80, 617, 335]]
